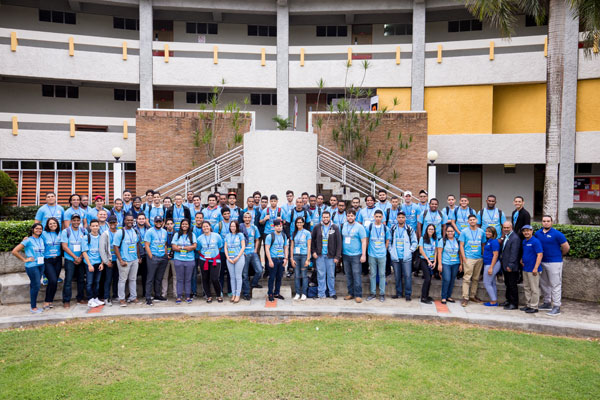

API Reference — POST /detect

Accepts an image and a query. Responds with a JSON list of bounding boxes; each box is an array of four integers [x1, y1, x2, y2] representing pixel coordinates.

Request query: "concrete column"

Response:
[[276, 0, 289, 122], [558, 10, 579, 223], [411, 0, 426, 111], [139, 0, 153, 109]]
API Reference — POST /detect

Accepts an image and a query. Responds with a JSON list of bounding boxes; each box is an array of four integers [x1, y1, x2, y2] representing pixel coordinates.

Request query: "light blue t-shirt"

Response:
[[35, 204, 64, 228], [86, 207, 110, 225], [144, 227, 168, 257], [367, 223, 390, 258], [41, 231, 61, 258], [172, 232, 197, 262], [106, 230, 117, 261], [401, 203, 420, 231], [197, 232, 223, 259], [122, 202, 133, 214], [391, 226, 409, 259], [225, 232, 245, 257], [189, 206, 204, 222], [341, 222, 367, 256], [385, 207, 400, 228], [292, 229, 311, 255], [202, 206, 222, 227], [214, 220, 232, 240], [83, 234, 102, 265], [243, 224, 260, 255], [419, 237, 437, 261], [261, 207, 288, 235], [453, 207, 474, 233], [357, 207, 377, 228], [112, 228, 139, 262], [375, 201, 391, 213], [60, 227, 87, 261], [477, 208, 506, 237], [20, 236, 45, 268], [331, 211, 347, 227], [321, 224, 333, 256], [111, 210, 125, 228], [148, 205, 166, 221], [458, 227, 486, 260], [266, 232, 288, 259], [171, 205, 187, 230], [437, 237, 460, 265], [64, 207, 87, 224], [227, 206, 242, 222], [418, 209, 448, 239]]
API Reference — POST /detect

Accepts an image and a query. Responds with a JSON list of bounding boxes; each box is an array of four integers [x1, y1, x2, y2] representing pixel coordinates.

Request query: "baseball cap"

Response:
[[521, 225, 533, 230], [107, 215, 118, 223], [154, 216, 163, 222], [404, 191, 412, 197], [273, 220, 282, 226]]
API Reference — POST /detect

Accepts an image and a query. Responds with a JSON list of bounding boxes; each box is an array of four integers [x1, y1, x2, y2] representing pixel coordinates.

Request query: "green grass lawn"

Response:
[[0, 318, 599, 399]]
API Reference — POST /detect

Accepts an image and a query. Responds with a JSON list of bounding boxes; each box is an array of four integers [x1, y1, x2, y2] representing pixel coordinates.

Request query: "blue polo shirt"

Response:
[[534, 228, 567, 263], [437, 238, 460, 265], [144, 227, 168, 257], [197, 232, 223, 259], [419, 237, 437, 261], [522, 236, 543, 272], [292, 229, 311, 255], [35, 204, 64, 228], [41, 231, 61, 258], [367, 223, 390, 258], [341, 222, 367, 256], [20, 236, 45, 268], [401, 203, 420, 231], [458, 227, 486, 259], [266, 232, 288, 259], [483, 238, 500, 265]]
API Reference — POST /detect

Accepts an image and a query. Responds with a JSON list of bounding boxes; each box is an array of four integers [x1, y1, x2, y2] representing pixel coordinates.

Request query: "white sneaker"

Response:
[[301, 294, 307, 301], [94, 298, 105, 306], [87, 299, 95, 307], [293, 294, 300, 300]]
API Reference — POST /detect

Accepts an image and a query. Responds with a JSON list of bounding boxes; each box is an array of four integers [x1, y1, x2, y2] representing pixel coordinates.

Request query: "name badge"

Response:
[[158, 244, 164, 250], [295, 247, 301, 254], [181, 249, 188, 254], [73, 244, 81, 252], [37, 256, 45, 265], [344, 237, 351, 244], [364, 221, 371, 227], [128, 244, 136, 252]]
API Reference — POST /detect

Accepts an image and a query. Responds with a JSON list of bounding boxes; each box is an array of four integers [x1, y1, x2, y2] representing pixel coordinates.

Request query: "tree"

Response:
[[0, 170, 17, 202], [462, 0, 600, 221]]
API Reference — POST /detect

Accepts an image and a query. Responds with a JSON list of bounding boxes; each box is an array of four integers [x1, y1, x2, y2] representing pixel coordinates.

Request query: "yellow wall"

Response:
[[376, 88, 411, 111], [492, 83, 546, 134], [424, 85, 493, 134], [577, 79, 600, 132]]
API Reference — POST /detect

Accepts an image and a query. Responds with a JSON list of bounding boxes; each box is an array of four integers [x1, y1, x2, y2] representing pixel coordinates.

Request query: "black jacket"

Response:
[[165, 205, 192, 222], [500, 231, 520, 272], [512, 207, 531, 237], [311, 223, 342, 260]]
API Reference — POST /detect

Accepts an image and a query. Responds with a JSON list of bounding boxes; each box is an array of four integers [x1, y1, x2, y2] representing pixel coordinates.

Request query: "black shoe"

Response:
[[426, 296, 434, 302], [499, 301, 510, 307], [268, 295, 275, 302], [243, 295, 251, 301], [251, 284, 263, 289], [525, 308, 539, 313], [146, 299, 153, 306], [405, 296, 411, 302], [392, 295, 399, 299], [420, 298, 432, 304], [274, 294, 284, 300], [520, 306, 532, 312], [504, 304, 518, 310], [154, 295, 167, 302], [331, 295, 337, 300]]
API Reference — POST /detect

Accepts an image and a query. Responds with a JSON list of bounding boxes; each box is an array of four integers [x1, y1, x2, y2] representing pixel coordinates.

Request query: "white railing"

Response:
[[151, 146, 244, 198], [317, 145, 407, 200]]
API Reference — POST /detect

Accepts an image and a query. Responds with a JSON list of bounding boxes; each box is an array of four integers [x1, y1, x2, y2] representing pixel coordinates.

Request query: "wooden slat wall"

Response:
[[20, 171, 37, 206], [74, 172, 90, 198], [124, 172, 136, 195], [39, 171, 55, 202], [107, 174, 114, 203], [57, 172, 73, 205], [91, 171, 107, 200]]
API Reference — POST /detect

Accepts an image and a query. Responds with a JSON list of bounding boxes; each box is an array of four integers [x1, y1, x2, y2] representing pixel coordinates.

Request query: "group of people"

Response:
[[12, 188, 569, 317]]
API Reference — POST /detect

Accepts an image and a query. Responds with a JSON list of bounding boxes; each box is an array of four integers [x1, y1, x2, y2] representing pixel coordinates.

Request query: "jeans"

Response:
[[441, 263, 460, 300], [226, 255, 245, 296], [267, 258, 284, 296], [219, 251, 232, 295], [392, 258, 413, 297], [368, 256, 386, 295], [43, 256, 62, 303], [85, 263, 102, 299], [103, 262, 116, 300], [293, 254, 309, 296], [174, 260, 195, 299], [420, 258, 433, 299], [191, 258, 199, 295], [242, 252, 263, 297], [146, 256, 168, 300], [63, 259, 85, 303], [138, 256, 148, 298], [343, 254, 363, 298], [117, 259, 139, 301], [483, 261, 502, 302], [316, 256, 336, 298], [25, 265, 44, 309]]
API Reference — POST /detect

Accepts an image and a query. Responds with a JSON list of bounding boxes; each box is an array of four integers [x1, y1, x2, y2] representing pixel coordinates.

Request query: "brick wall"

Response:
[[136, 110, 252, 192], [312, 112, 428, 196]]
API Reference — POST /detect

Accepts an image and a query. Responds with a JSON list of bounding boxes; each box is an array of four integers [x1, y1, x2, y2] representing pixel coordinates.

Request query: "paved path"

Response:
[[1, 289, 599, 337]]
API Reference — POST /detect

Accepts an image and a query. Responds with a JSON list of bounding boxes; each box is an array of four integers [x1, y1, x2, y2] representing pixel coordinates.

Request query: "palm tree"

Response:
[[462, 0, 599, 221]]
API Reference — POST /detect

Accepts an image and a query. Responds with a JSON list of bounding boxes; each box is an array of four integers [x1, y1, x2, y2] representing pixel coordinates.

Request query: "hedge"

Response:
[[0, 220, 33, 252], [567, 207, 600, 226], [0, 204, 114, 221]]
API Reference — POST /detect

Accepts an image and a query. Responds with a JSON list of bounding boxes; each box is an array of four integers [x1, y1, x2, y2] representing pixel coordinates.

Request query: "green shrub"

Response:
[[0, 205, 39, 221], [531, 223, 600, 259], [567, 207, 600, 225], [0, 220, 34, 252], [0, 171, 17, 199]]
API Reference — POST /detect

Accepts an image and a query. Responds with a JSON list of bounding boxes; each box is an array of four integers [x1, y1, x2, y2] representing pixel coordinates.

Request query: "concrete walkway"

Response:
[[1, 286, 599, 338]]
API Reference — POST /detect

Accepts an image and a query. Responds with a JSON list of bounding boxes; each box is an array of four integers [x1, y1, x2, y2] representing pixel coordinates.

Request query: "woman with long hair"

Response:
[[197, 221, 224, 303], [171, 218, 197, 304], [12, 223, 45, 313], [41, 217, 62, 309], [437, 225, 460, 305], [224, 220, 246, 303], [290, 217, 311, 300], [482, 226, 501, 306], [418, 224, 437, 304]]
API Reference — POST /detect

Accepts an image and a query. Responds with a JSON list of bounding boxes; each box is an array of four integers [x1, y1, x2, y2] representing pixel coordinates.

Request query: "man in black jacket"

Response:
[[499, 221, 520, 309], [511, 196, 531, 238], [311, 211, 342, 299], [165, 194, 192, 231]]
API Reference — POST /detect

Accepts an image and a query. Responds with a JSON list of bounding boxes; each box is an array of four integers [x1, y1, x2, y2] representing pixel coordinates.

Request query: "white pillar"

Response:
[[276, 0, 289, 122], [428, 164, 436, 200], [139, 0, 153, 109], [113, 162, 122, 202], [411, 0, 426, 110]]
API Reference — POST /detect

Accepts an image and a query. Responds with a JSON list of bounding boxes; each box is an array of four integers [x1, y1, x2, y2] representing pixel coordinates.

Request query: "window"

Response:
[[525, 14, 548, 27], [316, 26, 348, 37], [250, 93, 276, 106], [39, 9, 76, 24], [114, 17, 139, 30], [503, 164, 516, 174], [448, 19, 482, 32], [383, 23, 412, 36], [41, 85, 78, 99], [448, 165, 460, 174], [186, 23, 218, 35], [186, 92, 217, 104], [114, 89, 139, 102], [326, 93, 345, 105], [576, 163, 592, 174], [248, 25, 276, 37]]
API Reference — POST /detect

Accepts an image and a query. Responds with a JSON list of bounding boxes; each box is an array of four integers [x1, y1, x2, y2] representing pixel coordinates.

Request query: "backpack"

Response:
[[238, 224, 250, 242], [290, 208, 311, 231], [478, 209, 503, 224], [422, 209, 443, 224], [118, 228, 140, 248], [453, 207, 475, 221], [390, 225, 414, 247]]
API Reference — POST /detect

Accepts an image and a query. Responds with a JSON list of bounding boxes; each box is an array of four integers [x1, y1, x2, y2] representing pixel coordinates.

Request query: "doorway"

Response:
[[152, 20, 174, 57], [460, 164, 482, 210], [153, 90, 174, 109], [352, 24, 372, 60]]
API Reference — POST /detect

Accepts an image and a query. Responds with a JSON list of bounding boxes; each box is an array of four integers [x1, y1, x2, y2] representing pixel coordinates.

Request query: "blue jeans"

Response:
[[25, 265, 44, 309], [441, 263, 460, 300], [86, 263, 102, 299], [226, 255, 245, 296], [392, 258, 413, 297], [242, 252, 263, 296], [483, 261, 502, 302], [63, 259, 86, 303], [43, 256, 62, 303], [267, 258, 284, 296], [192, 258, 199, 295], [316, 256, 336, 298], [293, 254, 309, 296], [368, 256, 386, 295], [343, 254, 363, 298]]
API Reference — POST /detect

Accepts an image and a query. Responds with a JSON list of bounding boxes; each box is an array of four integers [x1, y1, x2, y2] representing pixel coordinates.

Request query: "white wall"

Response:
[[482, 164, 535, 215], [244, 130, 317, 201], [435, 167, 461, 206]]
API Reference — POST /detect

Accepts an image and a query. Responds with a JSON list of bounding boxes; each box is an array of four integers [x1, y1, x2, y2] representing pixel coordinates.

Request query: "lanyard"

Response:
[[485, 208, 497, 223], [445, 239, 458, 253], [200, 234, 211, 250], [469, 229, 479, 243], [373, 224, 384, 240], [343, 223, 355, 236], [174, 206, 183, 220], [366, 207, 375, 220], [125, 229, 136, 244], [48, 205, 60, 218], [33, 236, 44, 253], [426, 210, 440, 224], [227, 233, 239, 245], [178, 233, 190, 246], [294, 231, 305, 243], [395, 227, 405, 241], [322, 224, 331, 238], [49, 232, 60, 246], [155, 228, 164, 243], [69, 227, 81, 244], [459, 208, 469, 221]]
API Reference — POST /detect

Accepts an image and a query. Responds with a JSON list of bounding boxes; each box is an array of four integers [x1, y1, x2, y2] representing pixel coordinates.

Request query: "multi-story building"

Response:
[[1, 0, 598, 220]]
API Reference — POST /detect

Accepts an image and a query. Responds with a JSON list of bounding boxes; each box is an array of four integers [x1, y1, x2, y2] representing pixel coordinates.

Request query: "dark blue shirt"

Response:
[[483, 238, 500, 265], [522, 236, 543, 272], [534, 228, 567, 263]]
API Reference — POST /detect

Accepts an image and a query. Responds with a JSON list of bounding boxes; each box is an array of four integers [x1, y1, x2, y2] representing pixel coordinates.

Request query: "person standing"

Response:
[[35, 192, 64, 229], [197, 221, 224, 303], [127, 197, 144, 221], [185, 190, 195, 209], [99, 215, 119, 306], [134, 213, 149, 298], [112, 215, 140, 307], [147, 192, 166, 222], [458, 215, 486, 307], [341, 209, 367, 303], [482, 227, 501, 307], [60, 214, 88, 307], [86, 195, 110, 226], [172, 219, 197, 304], [499, 221, 520, 310], [366, 210, 390, 302], [161, 218, 177, 299], [331, 200, 347, 227], [215, 207, 233, 296], [417, 198, 447, 241], [384, 196, 400, 228], [376, 189, 391, 213], [311, 211, 341, 300], [166, 194, 192, 231], [442, 194, 457, 232], [477, 194, 506, 238], [417, 190, 428, 215], [141, 189, 155, 215], [437, 225, 460, 304], [357, 195, 378, 228], [110, 199, 125, 229], [189, 195, 204, 222], [241, 212, 263, 301], [64, 194, 87, 229], [351, 197, 362, 211], [202, 194, 221, 227], [511, 196, 531, 236], [449, 196, 476, 236], [226, 192, 242, 222], [224, 221, 246, 303], [389, 212, 418, 301], [535, 216, 570, 316], [81, 220, 104, 308], [12, 223, 45, 313], [41, 217, 62, 309], [122, 189, 133, 214], [418, 224, 438, 304], [265, 220, 289, 302], [144, 216, 169, 306], [520, 225, 544, 314], [291, 217, 312, 301]]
